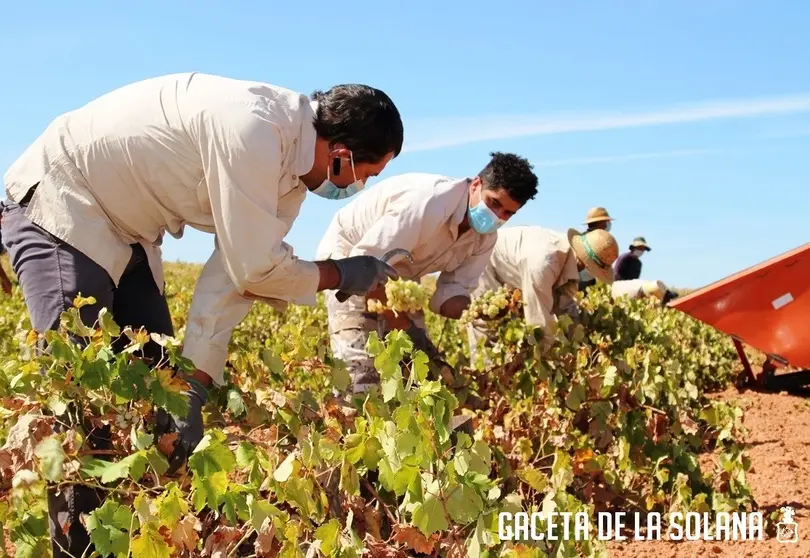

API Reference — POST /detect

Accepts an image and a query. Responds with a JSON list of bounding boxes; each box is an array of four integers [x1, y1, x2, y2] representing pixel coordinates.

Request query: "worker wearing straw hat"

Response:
[[584, 206, 614, 232], [467, 226, 618, 367], [614, 236, 651, 281]]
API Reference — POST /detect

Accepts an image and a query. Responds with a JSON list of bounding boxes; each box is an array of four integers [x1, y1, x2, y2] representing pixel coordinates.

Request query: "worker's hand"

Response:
[[154, 375, 208, 474], [332, 256, 399, 296]]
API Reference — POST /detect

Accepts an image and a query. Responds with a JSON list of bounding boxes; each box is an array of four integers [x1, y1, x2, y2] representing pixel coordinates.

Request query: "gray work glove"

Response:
[[332, 256, 399, 296], [153, 376, 208, 474]]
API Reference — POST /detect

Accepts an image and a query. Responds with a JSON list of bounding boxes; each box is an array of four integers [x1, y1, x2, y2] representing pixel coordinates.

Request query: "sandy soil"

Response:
[[608, 387, 810, 558]]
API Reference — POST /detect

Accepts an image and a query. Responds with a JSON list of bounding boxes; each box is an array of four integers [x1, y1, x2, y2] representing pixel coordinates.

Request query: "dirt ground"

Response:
[[608, 386, 810, 558]]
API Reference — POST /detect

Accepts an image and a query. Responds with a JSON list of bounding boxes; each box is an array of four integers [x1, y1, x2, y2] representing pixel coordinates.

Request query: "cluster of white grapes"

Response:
[[115, 408, 138, 429], [459, 286, 516, 326], [366, 278, 430, 315]]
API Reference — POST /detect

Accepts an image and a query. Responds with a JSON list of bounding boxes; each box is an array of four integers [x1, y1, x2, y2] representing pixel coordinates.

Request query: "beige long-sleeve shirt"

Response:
[[315, 173, 497, 330], [472, 225, 580, 338], [4, 72, 322, 383]]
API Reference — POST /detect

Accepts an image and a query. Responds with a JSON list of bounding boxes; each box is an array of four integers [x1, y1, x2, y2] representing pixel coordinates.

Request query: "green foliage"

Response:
[[0, 262, 754, 557]]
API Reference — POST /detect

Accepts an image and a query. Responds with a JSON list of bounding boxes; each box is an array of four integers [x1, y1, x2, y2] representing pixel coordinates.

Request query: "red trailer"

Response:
[[668, 242, 810, 392]]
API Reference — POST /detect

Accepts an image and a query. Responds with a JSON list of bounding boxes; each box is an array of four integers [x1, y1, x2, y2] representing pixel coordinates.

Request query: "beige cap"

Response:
[[568, 228, 619, 284], [584, 207, 614, 225]]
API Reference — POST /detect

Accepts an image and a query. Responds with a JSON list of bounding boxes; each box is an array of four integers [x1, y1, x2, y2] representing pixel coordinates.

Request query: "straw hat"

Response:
[[568, 228, 619, 284], [630, 236, 651, 251], [584, 207, 613, 225]]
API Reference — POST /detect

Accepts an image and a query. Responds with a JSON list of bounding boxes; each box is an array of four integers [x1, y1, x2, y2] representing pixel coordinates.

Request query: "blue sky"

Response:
[[2, 1, 809, 289]]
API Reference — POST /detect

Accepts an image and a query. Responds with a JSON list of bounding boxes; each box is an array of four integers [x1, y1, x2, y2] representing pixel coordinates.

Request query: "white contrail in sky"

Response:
[[533, 146, 780, 167], [402, 94, 810, 153]]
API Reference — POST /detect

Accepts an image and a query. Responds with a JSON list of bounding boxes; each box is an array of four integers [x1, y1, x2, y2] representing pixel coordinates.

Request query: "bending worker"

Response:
[[316, 152, 539, 394], [468, 226, 619, 366], [611, 237, 679, 304], [2, 72, 404, 556]]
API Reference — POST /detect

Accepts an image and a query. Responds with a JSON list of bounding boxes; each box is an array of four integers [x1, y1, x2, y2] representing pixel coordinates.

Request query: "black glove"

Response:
[[332, 256, 399, 296], [662, 290, 679, 305], [154, 376, 208, 474]]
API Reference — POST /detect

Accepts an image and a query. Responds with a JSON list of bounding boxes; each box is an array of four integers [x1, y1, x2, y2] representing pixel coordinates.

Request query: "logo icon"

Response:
[[776, 506, 799, 544]]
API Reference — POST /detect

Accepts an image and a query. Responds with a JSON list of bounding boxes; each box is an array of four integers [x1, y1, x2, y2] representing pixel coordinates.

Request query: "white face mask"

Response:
[[311, 151, 365, 200], [632, 249, 645, 257]]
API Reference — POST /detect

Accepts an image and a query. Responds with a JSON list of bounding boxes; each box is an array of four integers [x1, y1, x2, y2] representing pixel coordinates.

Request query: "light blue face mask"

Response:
[[468, 198, 505, 234], [311, 151, 365, 200]]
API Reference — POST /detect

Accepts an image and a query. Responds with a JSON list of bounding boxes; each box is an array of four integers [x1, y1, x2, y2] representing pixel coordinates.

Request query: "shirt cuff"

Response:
[[181, 337, 230, 386]]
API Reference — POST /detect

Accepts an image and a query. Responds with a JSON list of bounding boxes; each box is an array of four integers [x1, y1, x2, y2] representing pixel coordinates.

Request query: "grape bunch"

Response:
[[459, 286, 521, 326], [366, 278, 431, 316], [115, 407, 139, 429]]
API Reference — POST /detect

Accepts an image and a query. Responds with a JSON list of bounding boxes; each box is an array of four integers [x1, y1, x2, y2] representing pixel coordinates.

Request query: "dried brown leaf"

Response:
[[392, 525, 438, 554], [171, 515, 201, 551], [364, 505, 383, 541], [365, 534, 408, 558], [0, 413, 54, 482], [202, 525, 242, 558], [157, 432, 179, 457], [254, 517, 278, 557]]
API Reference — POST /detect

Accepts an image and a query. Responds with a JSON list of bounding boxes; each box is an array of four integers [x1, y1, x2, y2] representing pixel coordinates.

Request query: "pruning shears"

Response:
[[335, 248, 414, 302]]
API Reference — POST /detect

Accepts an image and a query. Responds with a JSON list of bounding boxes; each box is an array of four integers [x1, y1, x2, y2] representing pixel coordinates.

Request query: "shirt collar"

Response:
[[449, 177, 472, 239], [294, 99, 318, 176]]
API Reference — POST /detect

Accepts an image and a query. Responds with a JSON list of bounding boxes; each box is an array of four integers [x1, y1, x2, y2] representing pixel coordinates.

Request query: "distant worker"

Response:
[[611, 237, 679, 304], [614, 236, 650, 281], [584, 206, 614, 231], [579, 207, 614, 290], [316, 153, 539, 394], [468, 227, 619, 364]]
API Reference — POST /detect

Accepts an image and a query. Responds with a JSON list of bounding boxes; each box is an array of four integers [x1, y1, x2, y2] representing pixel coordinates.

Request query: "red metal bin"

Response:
[[669, 242, 810, 391]]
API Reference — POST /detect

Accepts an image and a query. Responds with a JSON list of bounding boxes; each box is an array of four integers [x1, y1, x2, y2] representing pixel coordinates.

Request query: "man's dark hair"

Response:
[[311, 84, 404, 164], [478, 151, 538, 205]]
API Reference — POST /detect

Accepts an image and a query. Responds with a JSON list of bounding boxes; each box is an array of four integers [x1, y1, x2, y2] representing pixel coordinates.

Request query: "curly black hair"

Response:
[[311, 84, 404, 164], [477, 151, 538, 206]]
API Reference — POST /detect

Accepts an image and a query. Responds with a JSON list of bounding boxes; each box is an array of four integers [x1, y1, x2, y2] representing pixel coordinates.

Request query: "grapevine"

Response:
[[0, 260, 758, 557], [459, 285, 522, 325], [366, 277, 430, 315]]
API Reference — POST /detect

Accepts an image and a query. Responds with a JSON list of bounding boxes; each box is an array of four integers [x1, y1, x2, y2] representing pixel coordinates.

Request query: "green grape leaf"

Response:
[[85, 499, 134, 558], [412, 493, 448, 536], [227, 389, 248, 417], [130, 525, 172, 558], [34, 437, 66, 483], [189, 431, 236, 477], [191, 470, 229, 512]]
